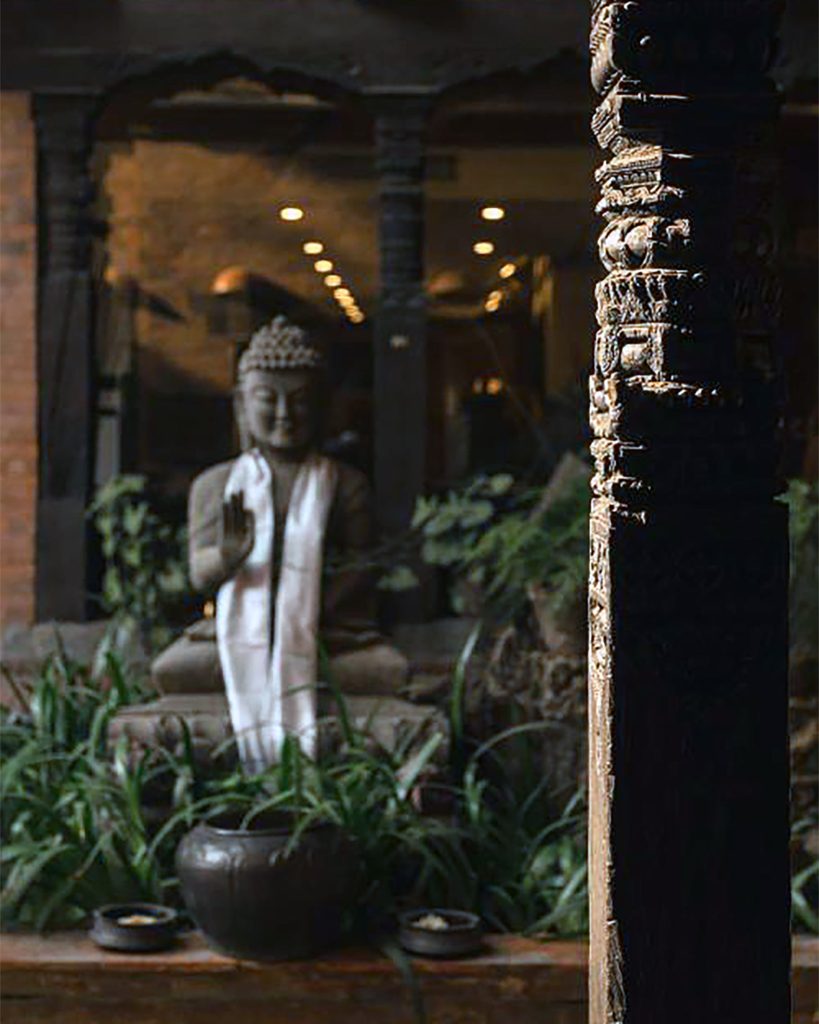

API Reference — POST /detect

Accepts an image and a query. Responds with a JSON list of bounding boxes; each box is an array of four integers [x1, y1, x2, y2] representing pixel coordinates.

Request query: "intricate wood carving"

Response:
[[33, 93, 99, 620], [587, 3, 790, 1022]]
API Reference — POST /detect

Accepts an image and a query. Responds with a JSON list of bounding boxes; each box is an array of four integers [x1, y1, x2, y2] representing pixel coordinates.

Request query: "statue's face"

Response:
[[241, 368, 319, 453]]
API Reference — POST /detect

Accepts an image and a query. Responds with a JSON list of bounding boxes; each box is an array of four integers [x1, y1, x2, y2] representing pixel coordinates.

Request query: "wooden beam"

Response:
[[586, 2, 791, 1022], [33, 94, 99, 621], [372, 94, 429, 543]]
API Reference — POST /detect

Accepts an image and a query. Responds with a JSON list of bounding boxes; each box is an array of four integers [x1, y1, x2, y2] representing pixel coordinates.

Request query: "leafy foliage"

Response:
[[412, 469, 589, 622], [781, 478, 819, 657], [87, 475, 188, 650], [0, 648, 587, 938]]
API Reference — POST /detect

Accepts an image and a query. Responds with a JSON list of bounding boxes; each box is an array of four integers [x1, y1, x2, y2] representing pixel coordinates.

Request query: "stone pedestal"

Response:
[[108, 692, 447, 768]]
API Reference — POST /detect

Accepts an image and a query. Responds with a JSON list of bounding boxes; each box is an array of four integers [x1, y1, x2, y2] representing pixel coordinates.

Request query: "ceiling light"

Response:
[[349, 311, 365, 323], [488, 290, 503, 302], [473, 241, 495, 256], [486, 377, 504, 395], [499, 262, 516, 278], [334, 288, 351, 299], [314, 259, 333, 273], [481, 206, 505, 221], [324, 274, 342, 288], [279, 206, 304, 222], [303, 241, 324, 255], [485, 298, 500, 313], [337, 295, 355, 308]]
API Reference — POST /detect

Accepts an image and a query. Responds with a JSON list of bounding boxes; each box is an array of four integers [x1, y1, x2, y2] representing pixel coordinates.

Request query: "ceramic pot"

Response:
[[89, 903, 178, 953], [176, 811, 357, 961]]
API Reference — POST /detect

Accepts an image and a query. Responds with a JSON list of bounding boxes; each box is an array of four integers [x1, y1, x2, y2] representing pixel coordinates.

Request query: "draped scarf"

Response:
[[216, 450, 338, 770]]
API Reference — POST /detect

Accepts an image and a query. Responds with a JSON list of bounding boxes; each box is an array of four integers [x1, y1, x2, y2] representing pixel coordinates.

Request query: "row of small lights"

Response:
[[473, 205, 518, 314], [279, 206, 366, 324]]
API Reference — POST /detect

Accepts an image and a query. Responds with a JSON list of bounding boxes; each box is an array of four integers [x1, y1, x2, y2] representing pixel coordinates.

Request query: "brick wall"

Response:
[[0, 93, 37, 628]]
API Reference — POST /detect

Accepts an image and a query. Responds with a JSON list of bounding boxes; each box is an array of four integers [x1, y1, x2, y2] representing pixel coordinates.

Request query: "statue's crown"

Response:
[[238, 315, 324, 376]]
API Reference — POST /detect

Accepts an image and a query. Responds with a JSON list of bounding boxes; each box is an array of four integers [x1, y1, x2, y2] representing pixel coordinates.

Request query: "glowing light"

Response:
[[337, 295, 356, 308], [481, 206, 505, 221], [485, 298, 500, 313], [203, 600, 215, 619], [349, 311, 365, 323], [314, 259, 334, 273], [473, 241, 495, 256], [472, 378, 484, 394], [488, 290, 503, 302], [324, 274, 342, 288], [499, 263, 516, 279], [210, 265, 250, 294], [302, 241, 324, 255], [334, 288, 351, 299], [486, 377, 504, 395], [279, 206, 304, 222]]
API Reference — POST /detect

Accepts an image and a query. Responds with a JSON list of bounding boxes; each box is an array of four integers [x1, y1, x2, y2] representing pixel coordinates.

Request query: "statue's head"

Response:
[[236, 316, 324, 455]]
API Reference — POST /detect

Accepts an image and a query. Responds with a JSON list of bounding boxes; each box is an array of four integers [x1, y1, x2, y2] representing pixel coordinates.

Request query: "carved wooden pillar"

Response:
[[587, 3, 789, 1022], [33, 94, 99, 621], [372, 93, 429, 541]]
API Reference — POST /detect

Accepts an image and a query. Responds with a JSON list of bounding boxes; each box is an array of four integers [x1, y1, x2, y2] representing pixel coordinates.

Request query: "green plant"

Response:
[[0, 648, 589, 939], [87, 475, 188, 650], [411, 467, 589, 623], [781, 478, 819, 658], [0, 652, 159, 929]]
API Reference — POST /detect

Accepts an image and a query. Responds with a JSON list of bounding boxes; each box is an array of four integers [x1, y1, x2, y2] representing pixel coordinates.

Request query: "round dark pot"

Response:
[[176, 810, 357, 961]]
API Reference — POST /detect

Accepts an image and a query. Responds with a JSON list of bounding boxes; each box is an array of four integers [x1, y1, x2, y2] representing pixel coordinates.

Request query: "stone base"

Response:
[[108, 692, 448, 767], [151, 632, 410, 698]]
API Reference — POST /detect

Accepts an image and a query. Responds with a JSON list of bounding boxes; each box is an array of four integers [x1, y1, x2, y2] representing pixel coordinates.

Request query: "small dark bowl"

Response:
[[89, 903, 178, 953], [398, 908, 483, 958]]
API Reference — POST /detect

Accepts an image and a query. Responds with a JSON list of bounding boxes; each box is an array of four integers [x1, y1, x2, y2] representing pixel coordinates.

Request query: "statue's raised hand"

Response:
[[219, 491, 255, 575]]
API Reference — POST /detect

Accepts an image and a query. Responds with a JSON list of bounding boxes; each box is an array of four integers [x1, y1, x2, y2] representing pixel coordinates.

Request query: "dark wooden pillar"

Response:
[[587, 3, 790, 1023], [33, 94, 99, 621], [372, 92, 429, 541]]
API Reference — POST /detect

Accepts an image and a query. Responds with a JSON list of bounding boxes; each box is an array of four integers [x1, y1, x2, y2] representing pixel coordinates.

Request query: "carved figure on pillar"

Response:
[[587, 3, 790, 1022]]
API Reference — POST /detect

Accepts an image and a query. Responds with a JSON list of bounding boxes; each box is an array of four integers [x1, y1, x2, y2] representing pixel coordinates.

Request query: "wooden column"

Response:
[[33, 94, 98, 621], [372, 92, 429, 541], [587, 3, 790, 1023]]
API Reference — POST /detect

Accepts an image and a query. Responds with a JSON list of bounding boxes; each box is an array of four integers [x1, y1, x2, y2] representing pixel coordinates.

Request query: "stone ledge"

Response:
[[1, 932, 816, 1024]]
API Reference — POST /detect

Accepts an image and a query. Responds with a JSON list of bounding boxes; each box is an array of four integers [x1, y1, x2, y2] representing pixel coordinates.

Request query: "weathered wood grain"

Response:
[[587, 2, 791, 1021]]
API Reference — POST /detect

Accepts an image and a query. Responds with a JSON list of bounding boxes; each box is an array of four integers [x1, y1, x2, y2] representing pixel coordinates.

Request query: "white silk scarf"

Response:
[[216, 450, 338, 771]]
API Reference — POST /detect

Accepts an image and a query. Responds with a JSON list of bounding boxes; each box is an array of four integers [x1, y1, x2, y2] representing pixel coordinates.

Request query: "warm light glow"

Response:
[[337, 295, 355, 308], [481, 206, 505, 221], [499, 262, 516, 279], [488, 290, 503, 302], [324, 274, 342, 287], [203, 600, 215, 619], [485, 298, 500, 313], [279, 206, 304, 222], [314, 259, 334, 273], [210, 265, 250, 294], [486, 377, 504, 395], [472, 378, 484, 394], [334, 288, 351, 299], [302, 241, 324, 255], [473, 241, 495, 256], [349, 311, 365, 323]]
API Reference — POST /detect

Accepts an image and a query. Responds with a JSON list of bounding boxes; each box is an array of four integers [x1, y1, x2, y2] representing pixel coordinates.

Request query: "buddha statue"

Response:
[[150, 315, 414, 770]]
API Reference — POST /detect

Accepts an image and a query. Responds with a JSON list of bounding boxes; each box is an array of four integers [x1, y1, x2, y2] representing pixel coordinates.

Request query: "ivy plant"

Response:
[[87, 475, 187, 651]]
